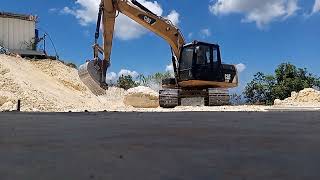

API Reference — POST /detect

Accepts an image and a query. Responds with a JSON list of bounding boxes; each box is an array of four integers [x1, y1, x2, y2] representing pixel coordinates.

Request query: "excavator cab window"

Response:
[[206, 49, 211, 64], [180, 47, 194, 70], [195, 45, 211, 65], [213, 48, 218, 62]]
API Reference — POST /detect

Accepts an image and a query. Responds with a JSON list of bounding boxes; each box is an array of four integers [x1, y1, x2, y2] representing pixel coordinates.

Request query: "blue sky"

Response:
[[2, 0, 320, 91]]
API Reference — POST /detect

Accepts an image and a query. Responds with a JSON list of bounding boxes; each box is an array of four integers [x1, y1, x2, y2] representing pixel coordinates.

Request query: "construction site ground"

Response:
[[1, 111, 320, 180], [1, 55, 320, 179]]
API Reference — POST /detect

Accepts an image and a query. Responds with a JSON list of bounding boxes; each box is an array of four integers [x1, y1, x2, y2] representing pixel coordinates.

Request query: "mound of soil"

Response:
[[274, 88, 320, 106]]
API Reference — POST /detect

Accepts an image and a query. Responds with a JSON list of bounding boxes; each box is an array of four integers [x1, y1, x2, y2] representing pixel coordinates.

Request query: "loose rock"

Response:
[[124, 86, 159, 108], [0, 101, 15, 111], [274, 88, 320, 106]]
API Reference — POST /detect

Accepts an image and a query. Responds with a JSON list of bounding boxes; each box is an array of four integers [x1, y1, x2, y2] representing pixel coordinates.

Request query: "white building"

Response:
[[0, 12, 37, 51]]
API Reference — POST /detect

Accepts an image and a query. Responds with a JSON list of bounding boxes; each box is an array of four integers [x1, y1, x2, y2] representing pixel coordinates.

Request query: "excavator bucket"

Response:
[[78, 61, 107, 96]]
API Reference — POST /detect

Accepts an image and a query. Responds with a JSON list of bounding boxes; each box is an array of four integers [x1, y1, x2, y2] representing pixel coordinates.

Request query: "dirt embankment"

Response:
[[0, 55, 126, 112]]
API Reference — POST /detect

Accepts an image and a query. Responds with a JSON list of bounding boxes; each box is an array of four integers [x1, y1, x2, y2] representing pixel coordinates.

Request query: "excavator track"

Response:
[[78, 61, 107, 96], [159, 88, 230, 108], [205, 89, 230, 106], [159, 89, 180, 108]]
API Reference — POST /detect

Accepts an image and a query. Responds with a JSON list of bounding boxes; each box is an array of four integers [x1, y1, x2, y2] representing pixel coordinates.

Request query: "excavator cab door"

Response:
[[193, 44, 220, 80], [178, 46, 194, 81]]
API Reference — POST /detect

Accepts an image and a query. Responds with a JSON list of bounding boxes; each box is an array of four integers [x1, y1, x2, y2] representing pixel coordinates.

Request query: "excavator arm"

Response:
[[115, 0, 185, 58], [79, 0, 185, 95]]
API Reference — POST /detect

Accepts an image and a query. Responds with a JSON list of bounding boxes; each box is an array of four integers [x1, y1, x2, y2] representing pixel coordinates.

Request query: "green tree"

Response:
[[244, 72, 275, 105], [138, 72, 172, 89], [244, 63, 320, 105], [117, 75, 139, 90], [65, 62, 77, 69], [230, 93, 245, 105]]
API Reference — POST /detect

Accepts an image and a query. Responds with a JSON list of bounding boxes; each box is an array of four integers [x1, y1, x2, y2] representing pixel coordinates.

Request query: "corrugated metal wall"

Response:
[[0, 17, 35, 50]]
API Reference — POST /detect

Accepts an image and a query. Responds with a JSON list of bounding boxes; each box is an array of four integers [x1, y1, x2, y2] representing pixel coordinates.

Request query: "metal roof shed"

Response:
[[0, 12, 37, 51]]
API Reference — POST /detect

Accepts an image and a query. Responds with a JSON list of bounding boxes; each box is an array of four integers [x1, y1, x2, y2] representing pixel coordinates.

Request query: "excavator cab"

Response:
[[179, 41, 221, 81], [160, 41, 238, 108], [177, 41, 238, 88]]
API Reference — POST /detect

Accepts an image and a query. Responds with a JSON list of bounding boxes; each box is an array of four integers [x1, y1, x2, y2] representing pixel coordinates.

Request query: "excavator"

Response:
[[78, 0, 238, 108]]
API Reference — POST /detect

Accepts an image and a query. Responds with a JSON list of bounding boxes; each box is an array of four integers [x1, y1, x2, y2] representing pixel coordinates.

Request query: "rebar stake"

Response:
[[17, 100, 21, 112]]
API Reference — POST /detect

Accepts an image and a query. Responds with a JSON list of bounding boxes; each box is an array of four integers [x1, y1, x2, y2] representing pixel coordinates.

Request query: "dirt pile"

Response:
[[0, 91, 15, 111], [0, 55, 126, 112], [124, 86, 159, 108], [274, 88, 320, 106]]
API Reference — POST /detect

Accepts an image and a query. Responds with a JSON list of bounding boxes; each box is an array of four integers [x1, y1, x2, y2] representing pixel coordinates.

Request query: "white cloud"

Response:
[[106, 72, 118, 83], [115, 14, 148, 40], [313, 0, 320, 14], [61, 7, 74, 15], [236, 63, 246, 73], [286, 0, 299, 18], [199, 28, 211, 38], [166, 63, 175, 77], [49, 8, 58, 13], [61, 0, 100, 26], [118, 69, 139, 79], [166, 63, 173, 72], [209, 0, 299, 28], [165, 10, 180, 26], [62, 0, 180, 40], [106, 69, 139, 84]]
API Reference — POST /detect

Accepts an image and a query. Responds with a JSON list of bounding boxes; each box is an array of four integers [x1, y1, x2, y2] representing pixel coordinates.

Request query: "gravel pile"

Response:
[[274, 88, 320, 107], [124, 86, 159, 108], [0, 55, 126, 112]]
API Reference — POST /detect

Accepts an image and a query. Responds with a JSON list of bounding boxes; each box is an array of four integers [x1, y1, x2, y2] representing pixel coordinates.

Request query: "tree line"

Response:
[[116, 71, 172, 90], [244, 63, 320, 105]]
